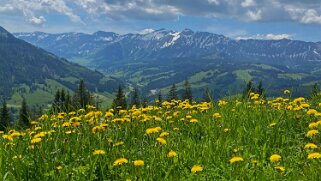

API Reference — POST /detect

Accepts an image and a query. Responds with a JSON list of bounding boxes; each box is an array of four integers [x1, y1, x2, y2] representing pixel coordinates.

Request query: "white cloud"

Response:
[[28, 16, 46, 25], [241, 0, 255, 8], [247, 9, 262, 21], [0, 4, 15, 12], [301, 9, 321, 24], [2, 0, 321, 26], [236, 33, 291, 40], [139, 28, 155, 34]]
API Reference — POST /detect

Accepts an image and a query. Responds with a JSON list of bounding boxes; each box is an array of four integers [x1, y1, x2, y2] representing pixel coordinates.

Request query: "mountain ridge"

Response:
[[0, 26, 118, 106], [13, 28, 321, 99]]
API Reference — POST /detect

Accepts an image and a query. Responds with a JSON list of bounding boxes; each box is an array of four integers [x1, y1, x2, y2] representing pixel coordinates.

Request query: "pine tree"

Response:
[[167, 84, 178, 101], [243, 81, 253, 98], [182, 79, 193, 102], [74, 80, 92, 109], [257, 81, 264, 98], [112, 85, 127, 112], [202, 87, 212, 102], [130, 88, 140, 107], [311, 83, 320, 98], [53, 89, 61, 111], [19, 98, 30, 128], [0, 100, 10, 131], [142, 97, 148, 108], [60, 89, 66, 109], [157, 91, 163, 105]]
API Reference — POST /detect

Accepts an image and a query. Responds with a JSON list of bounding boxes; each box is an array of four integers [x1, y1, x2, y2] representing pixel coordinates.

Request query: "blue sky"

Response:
[[1, 0, 321, 41]]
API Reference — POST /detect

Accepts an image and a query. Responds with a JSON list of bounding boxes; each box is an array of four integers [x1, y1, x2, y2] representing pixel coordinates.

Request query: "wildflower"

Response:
[[113, 158, 128, 166], [92, 126, 105, 134], [191, 165, 203, 173], [173, 127, 179, 131], [269, 122, 277, 127], [307, 109, 318, 115], [156, 138, 167, 145], [34, 127, 42, 131], [133, 160, 144, 166], [56, 166, 63, 171], [146, 127, 162, 134], [251, 159, 258, 165], [2, 135, 13, 141], [31, 138, 42, 144], [114, 141, 124, 146], [308, 152, 321, 159], [27, 145, 35, 150], [167, 150, 177, 158], [229, 156, 244, 164], [304, 143, 318, 149], [12, 155, 22, 159], [190, 119, 198, 123], [160, 132, 169, 137], [283, 89, 290, 94], [275, 166, 285, 173], [270, 154, 281, 163], [309, 122, 318, 129], [306, 130, 319, 137], [224, 128, 230, 133], [213, 113, 222, 119], [90, 149, 105, 156]]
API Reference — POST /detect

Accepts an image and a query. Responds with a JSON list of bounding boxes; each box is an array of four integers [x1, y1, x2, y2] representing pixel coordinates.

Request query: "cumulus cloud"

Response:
[[236, 33, 292, 40], [28, 16, 46, 25], [2, 0, 321, 26]]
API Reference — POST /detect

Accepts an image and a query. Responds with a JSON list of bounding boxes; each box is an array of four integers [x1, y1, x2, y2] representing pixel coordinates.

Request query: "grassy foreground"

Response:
[[1, 92, 321, 180]]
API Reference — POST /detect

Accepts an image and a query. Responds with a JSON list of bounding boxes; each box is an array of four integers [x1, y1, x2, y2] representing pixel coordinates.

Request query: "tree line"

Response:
[[2, 79, 321, 131]]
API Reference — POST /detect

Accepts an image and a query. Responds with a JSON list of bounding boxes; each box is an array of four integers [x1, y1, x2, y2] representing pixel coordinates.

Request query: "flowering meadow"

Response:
[[2, 91, 321, 180]]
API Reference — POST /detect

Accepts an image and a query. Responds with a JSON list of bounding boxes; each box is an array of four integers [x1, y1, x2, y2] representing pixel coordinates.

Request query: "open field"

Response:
[[1, 91, 321, 180]]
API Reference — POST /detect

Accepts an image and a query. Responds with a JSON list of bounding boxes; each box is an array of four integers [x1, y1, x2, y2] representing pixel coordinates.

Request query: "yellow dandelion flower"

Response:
[[229, 156, 244, 164], [283, 89, 290, 94], [146, 127, 162, 134], [113, 158, 128, 166], [160, 132, 169, 137], [173, 127, 179, 131], [56, 165, 63, 171], [190, 119, 198, 123], [167, 150, 177, 158], [224, 128, 230, 133], [213, 113, 222, 119], [93, 149, 106, 155], [31, 138, 42, 144], [305, 143, 318, 149], [306, 130, 319, 137], [308, 152, 321, 159], [65, 130, 72, 134], [191, 165, 203, 173], [307, 109, 318, 115], [309, 122, 318, 129], [156, 137, 167, 145], [275, 166, 285, 173], [114, 141, 124, 146], [2, 135, 13, 141], [12, 155, 22, 159], [133, 160, 144, 166], [270, 154, 281, 163], [186, 115, 192, 119], [269, 122, 277, 127]]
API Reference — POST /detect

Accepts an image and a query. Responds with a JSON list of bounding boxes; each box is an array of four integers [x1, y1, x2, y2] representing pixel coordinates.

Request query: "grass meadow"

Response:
[[1, 91, 321, 180]]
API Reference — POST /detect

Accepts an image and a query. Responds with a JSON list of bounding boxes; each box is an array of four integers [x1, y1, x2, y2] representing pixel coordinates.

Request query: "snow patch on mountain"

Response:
[[161, 32, 181, 48]]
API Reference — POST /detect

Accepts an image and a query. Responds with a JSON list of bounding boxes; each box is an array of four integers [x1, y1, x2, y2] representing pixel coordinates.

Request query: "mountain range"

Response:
[[0, 26, 118, 107], [14, 28, 321, 98]]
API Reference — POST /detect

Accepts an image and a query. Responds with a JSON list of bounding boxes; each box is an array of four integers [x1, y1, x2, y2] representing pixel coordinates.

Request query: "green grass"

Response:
[[277, 73, 309, 80], [2, 95, 321, 180], [233, 69, 256, 82]]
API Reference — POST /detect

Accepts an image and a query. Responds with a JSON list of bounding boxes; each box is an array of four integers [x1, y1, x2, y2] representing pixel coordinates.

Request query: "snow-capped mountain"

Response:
[[14, 28, 321, 69], [11, 28, 321, 98]]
